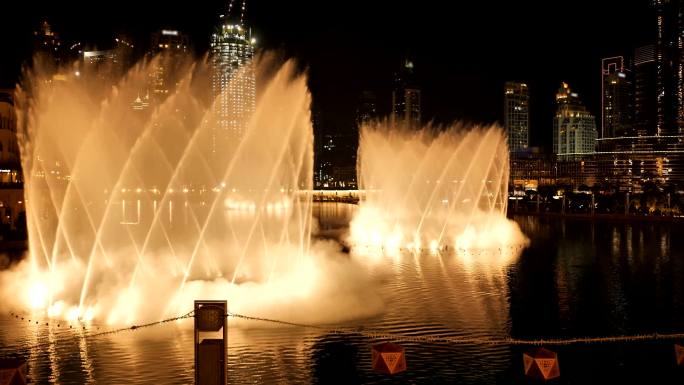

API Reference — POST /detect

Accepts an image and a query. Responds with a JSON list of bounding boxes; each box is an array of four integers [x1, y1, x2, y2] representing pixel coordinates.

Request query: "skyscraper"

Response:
[[653, 0, 684, 135], [0, 89, 24, 230], [634, 45, 658, 136], [503, 82, 529, 152], [356, 91, 377, 127], [553, 82, 597, 156], [147, 29, 190, 101], [82, 36, 135, 82], [601, 56, 632, 138], [210, 0, 256, 153], [391, 59, 421, 129], [33, 21, 63, 68]]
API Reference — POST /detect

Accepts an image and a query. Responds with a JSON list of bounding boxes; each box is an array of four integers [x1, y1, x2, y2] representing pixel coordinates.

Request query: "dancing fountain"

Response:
[[349, 122, 527, 261], [4, 56, 382, 325], [1, 55, 526, 326]]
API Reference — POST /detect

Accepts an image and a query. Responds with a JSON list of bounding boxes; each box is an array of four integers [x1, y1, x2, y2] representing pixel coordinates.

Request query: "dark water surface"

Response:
[[2, 204, 684, 384]]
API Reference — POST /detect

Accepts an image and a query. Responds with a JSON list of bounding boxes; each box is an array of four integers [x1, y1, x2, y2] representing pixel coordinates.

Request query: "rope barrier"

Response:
[[226, 311, 684, 346], [84, 310, 195, 338], [4, 309, 684, 352], [2, 310, 195, 353]]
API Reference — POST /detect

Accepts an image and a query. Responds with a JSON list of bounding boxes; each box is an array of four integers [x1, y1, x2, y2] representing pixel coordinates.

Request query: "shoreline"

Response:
[[508, 210, 683, 223]]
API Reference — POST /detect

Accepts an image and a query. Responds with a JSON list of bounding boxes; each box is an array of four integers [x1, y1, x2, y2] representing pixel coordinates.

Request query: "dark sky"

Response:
[[0, 1, 654, 151]]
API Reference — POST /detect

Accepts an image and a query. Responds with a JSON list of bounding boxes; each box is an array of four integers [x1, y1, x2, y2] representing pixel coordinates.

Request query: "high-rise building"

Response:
[[147, 29, 190, 101], [82, 36, 135, 82], [210, 0, 256, 153], [356, 91, 377, 127], [0, 90, 19, 167], [653, 0, 684, 135], [391, 59, 421, 129], [601, 56, 633, 138], [503, 82, 529, 152], [32, 21, 84, 77], [634, 45, 658, 136], [33, 21, 63, 67], [0, 89, 25, 230], [553, 82, 598, 156]]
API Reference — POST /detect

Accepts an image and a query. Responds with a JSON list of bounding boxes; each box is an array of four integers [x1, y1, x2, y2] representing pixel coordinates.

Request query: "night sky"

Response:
[[0, 1, 654, 151]]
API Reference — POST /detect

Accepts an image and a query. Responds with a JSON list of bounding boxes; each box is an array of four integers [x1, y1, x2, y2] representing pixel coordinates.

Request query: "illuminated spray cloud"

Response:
[[2, 55, 382, 325], [349, 122, 528, 262], [2, 53, 526, 325]]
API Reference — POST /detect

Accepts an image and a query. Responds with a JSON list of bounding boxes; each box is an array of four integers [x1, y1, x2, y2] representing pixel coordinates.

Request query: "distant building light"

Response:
[[617, 72, 626, 78], [162, 30, 179, 36]]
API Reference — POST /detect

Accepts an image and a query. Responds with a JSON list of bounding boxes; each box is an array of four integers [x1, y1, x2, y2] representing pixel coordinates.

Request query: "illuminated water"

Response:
[[350, 122, 526, 252], [2, 210, 684, 384], [3, 56, 386, 326], [1, 53, 681, 383]]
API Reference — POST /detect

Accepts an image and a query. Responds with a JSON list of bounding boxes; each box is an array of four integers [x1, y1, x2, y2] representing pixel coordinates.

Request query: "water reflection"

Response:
[[511, 215, 684, 383], [1, 209, 683, 384]]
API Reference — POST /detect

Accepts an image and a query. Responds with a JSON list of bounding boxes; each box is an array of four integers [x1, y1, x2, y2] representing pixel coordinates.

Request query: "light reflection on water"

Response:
[[2, 205, 684, 384]]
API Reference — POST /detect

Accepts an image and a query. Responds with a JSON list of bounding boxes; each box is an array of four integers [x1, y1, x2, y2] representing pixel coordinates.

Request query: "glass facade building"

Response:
[[148, 29, 190, 101], [553, 82, 598, 157], [504, 82, 529, 152], [601, 56, 632, 138], [392, 59, 421, 129], [210, 9, 256, 154]]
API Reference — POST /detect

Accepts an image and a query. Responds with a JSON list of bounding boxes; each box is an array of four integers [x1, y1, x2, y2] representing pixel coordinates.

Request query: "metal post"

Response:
[[195, 300, 227, 385], [591, 193, 595, 215], [668, 193, 671, 210], [625, 192, 630, 216], [515, 194, 519, 211], [562, 195, 565, 214], [536, 193, 540, 213]]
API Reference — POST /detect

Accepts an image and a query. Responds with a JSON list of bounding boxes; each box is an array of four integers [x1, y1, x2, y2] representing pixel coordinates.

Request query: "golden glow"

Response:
[[28, 282, 48, 309]]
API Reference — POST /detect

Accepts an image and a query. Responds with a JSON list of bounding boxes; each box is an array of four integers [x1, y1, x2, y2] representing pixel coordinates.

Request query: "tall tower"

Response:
[[503, 82, 529, 153], [33, 21, 66, 75], [601, 56, 633, 138], [653, 0, 684, 135], [634, 45, 658, 136], [356, 91, 377, 127], [147, 29, 190, 102], [553, 82, 598, 156], [210, 0, 257, 154], [391, 59, 421, 129]]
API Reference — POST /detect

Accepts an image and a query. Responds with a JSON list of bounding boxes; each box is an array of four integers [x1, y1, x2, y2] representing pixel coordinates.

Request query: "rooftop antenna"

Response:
[[227, 0, 235, 18], [240, 0, 247, 25]]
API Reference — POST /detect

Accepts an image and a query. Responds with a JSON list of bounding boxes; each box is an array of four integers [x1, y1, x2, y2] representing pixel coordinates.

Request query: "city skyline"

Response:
[[0, 0, 654, 150]]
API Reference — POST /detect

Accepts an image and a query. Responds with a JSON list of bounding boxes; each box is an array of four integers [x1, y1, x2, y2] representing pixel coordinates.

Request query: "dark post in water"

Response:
[[195, 300, 227, 385]]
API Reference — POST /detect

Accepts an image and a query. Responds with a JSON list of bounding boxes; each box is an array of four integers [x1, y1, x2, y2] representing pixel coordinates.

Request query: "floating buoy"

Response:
[[371, 342, 406, 375], [523, 347, 560, 380], [0, 358, 28, 385], [676, 344, 684, 366]]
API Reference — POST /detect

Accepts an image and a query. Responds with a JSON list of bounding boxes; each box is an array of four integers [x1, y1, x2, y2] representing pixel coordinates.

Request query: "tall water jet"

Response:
[[3, 55, 382, 324], [349, 121, 527, 260]]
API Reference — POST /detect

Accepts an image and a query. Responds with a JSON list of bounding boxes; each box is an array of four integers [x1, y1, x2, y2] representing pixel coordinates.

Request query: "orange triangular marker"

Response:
[[523, 354, 534, 373], [0, 369, 15, 385], [382, 352, 402, 372], [535, 358, 556, 379]]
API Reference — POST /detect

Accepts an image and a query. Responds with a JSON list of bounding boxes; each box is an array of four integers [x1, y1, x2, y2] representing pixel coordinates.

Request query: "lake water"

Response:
[[1, 203, 684, 384]]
